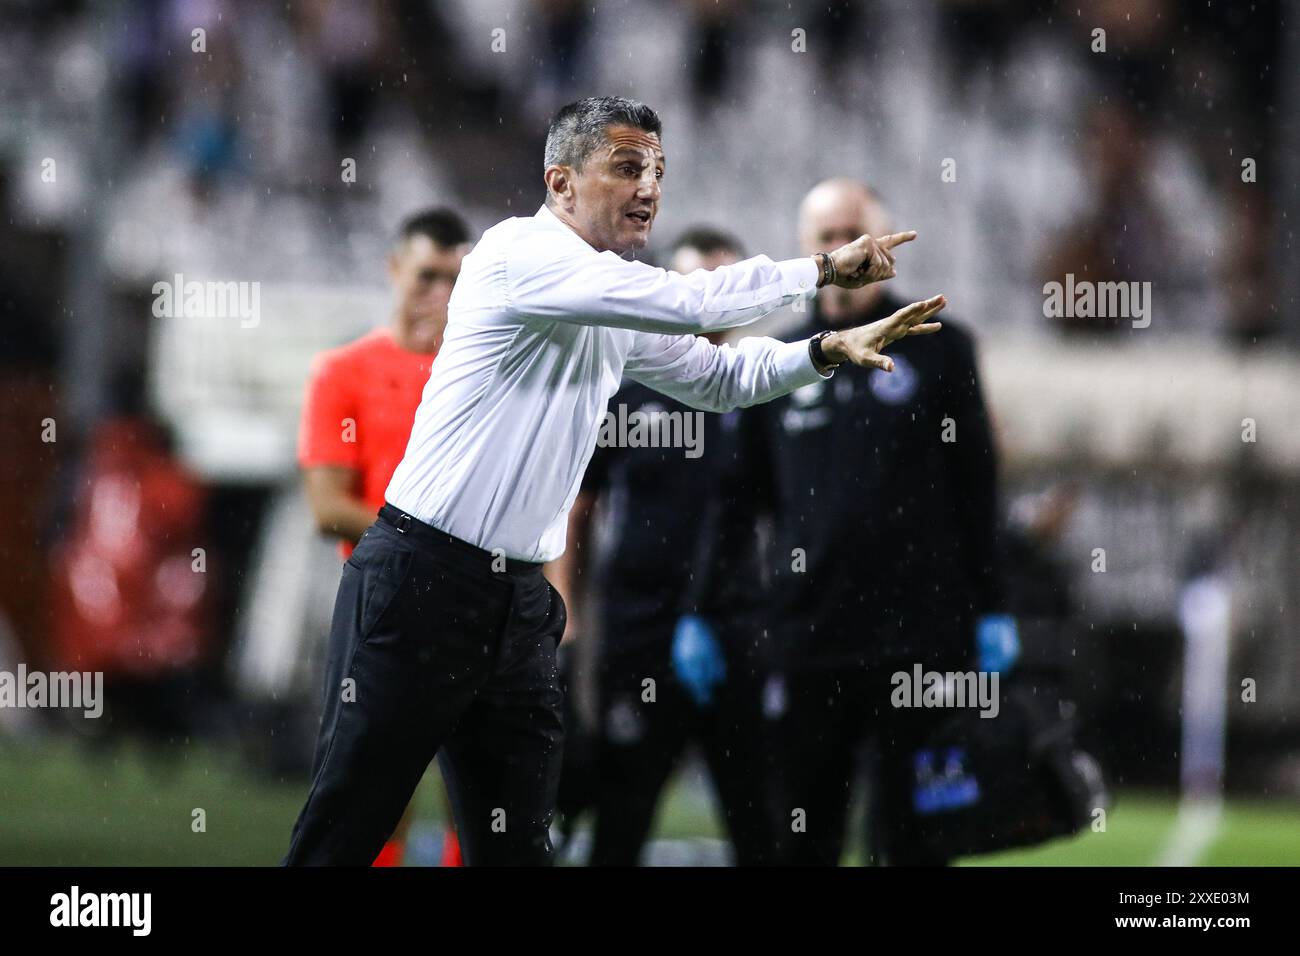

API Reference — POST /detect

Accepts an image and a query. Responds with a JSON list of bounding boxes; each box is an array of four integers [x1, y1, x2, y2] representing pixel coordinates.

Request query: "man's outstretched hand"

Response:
[[821, 295, 946, 371], [826, 230, 917, 288]]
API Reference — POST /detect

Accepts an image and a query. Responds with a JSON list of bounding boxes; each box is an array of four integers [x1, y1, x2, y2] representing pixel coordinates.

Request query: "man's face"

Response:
[[799, 185, 891, 323], [387, 234, 466, 353], [551, 124, 664, 254]]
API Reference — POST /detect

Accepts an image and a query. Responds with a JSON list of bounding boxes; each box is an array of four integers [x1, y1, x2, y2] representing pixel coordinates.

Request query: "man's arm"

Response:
[[622, 294, 947, 413], [682, 408, 774, 619], [624, 332, 826, 413], [671, 405, 775, 705], [509, 245, 818, 334], [297, 351, 371, 544], [507, 228, 918, 335], [303, 465, 378, 544]]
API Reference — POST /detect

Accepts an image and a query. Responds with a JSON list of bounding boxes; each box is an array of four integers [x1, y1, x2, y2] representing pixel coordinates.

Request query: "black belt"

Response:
[[377, 503, 544, 574]]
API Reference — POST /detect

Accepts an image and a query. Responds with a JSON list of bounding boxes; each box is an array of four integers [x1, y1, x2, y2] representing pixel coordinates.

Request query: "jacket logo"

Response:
[[868, 353, 919, 405]]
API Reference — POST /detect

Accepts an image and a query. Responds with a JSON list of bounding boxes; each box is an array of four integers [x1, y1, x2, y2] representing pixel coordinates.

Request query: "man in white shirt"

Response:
[[284, 96, 946, 866]]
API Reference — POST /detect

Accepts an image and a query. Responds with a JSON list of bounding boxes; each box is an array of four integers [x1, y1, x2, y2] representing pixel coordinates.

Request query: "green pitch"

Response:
[[1, 739, 1296, 866]]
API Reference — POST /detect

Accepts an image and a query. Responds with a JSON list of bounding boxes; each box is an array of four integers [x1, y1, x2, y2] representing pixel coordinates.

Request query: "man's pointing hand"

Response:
[[825, 230, 917, 288]]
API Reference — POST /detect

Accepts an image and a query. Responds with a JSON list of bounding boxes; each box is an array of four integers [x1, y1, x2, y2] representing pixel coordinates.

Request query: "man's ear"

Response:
[[544, 165, 573, 206]]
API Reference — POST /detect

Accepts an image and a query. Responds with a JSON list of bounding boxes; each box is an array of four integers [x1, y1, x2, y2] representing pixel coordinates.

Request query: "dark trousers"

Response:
[[768, 652, 970, 867], [589, 632, 778, 866], [283, 505, 566, 866]]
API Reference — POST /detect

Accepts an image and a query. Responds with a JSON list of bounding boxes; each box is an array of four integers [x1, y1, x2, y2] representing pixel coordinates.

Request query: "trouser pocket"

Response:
[[544, 580, 567, 649]]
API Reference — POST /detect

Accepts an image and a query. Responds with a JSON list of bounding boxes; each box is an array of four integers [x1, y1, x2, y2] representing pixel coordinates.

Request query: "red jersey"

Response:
[[298, 327, 435, 557]]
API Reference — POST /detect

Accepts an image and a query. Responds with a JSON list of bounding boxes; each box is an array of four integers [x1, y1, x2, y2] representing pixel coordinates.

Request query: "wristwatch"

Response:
[[809, 330, 842, 372]]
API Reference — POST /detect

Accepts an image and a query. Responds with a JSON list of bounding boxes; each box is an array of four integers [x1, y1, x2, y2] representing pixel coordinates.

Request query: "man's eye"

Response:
[[655, 169, 664, 180]]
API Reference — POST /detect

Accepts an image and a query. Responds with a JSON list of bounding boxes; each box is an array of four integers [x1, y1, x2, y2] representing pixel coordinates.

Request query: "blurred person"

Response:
[[1004, 485, 1080, 651], [297, 208, 472, 866], [283, 96, 946, 866], [716, 179, 1010, 865], [1080, 0, 1175, 114], [549, 227, 780, 865], [291, 0, 395, 152], [686, 0, 746, 107], [48, 376, 217, 745], [809, 0, 868, 95], [0, 167, 61, 668], [1040, 102, 1186, 335], [1221, 187, 1278, 344], [170, 11, 247, 198], [937, 0, 1035, 92], [110, 0, 172, 147], [521, 0, 596, 126]]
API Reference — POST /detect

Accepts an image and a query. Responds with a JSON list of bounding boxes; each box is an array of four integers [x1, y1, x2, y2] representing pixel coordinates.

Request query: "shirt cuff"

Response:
[[776, 256, 820, 301], [776, 338, 835, 391]]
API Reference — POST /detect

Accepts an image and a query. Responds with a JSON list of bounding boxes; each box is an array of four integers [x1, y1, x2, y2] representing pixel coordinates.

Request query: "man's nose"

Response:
[[637, 170, 660, 201]]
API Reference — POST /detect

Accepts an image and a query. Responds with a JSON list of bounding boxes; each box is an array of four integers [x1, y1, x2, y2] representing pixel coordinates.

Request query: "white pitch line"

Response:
[[1155, 796, 1223, 867]]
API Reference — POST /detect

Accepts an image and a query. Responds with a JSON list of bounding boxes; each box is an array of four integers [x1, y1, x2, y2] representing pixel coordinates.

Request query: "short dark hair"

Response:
[[543, 96, 662, 179], [671, 226, 745, 260], [396, 207, 471, 249]]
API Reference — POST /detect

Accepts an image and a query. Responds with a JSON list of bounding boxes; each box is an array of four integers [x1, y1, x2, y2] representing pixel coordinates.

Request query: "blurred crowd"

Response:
[[1, 0, 1288, 332]]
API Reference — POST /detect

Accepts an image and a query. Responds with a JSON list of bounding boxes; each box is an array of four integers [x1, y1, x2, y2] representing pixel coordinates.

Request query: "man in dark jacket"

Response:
[[715, 180, 1014, 865]]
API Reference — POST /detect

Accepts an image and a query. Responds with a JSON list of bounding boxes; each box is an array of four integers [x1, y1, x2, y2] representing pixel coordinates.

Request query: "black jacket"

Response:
[[703, 295, 1006, 668], [582, 382, 763, 655]]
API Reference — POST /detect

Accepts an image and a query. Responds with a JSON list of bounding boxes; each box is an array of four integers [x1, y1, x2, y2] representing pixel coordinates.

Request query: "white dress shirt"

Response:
[[385, 203, 829, 562]]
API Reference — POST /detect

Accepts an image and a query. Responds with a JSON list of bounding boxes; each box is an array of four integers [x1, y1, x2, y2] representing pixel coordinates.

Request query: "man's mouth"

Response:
[[625, 210, 652, 226]]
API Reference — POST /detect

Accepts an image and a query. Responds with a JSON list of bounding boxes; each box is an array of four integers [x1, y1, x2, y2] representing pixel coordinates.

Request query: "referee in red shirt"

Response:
[[297, 208, 471, 865]]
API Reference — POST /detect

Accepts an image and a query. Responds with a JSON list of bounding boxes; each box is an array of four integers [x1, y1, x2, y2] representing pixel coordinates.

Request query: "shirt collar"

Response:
[[535, 203, 599, 252]]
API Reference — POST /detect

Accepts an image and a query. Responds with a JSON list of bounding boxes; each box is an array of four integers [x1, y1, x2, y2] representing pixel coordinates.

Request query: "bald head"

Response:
[[799, 179, 891, 253], [799, 178, 892, 323]]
